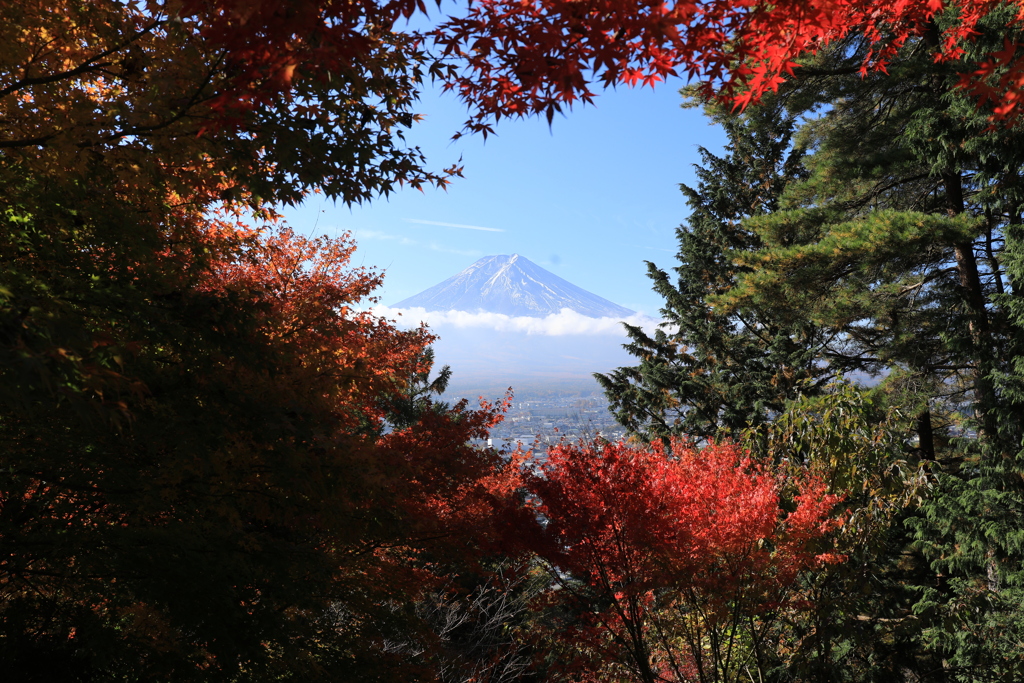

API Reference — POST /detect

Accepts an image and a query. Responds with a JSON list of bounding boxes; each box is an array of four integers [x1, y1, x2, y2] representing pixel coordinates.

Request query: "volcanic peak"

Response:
[[394, 254, 634, 318]]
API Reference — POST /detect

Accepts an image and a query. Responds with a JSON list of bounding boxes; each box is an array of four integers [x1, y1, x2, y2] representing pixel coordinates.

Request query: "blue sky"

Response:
[[283, 76, 728, 317]]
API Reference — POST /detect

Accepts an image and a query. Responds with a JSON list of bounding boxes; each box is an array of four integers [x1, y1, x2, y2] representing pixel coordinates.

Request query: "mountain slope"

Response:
[[394, 254, 635, 318]]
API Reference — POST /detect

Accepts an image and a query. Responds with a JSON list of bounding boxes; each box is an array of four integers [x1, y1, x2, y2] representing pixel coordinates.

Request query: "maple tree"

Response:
[[0, 173, 520, 679], [0, 3, 514, 678], [1, 0, 463, 210], [513, 439, 843, 683], [434, 0, 1024, 134]]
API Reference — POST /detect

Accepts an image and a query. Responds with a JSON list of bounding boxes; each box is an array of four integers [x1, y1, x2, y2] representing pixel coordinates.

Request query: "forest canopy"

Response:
[[4, 0, 1024, 681]]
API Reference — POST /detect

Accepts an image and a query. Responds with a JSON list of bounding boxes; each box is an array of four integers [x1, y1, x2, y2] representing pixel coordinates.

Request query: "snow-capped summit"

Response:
[[394, 254, 635, 318]]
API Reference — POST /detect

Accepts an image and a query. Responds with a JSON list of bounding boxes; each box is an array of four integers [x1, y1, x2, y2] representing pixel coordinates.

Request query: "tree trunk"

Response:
[[943, 172, 999, 443], [917, 408, 936, 462]]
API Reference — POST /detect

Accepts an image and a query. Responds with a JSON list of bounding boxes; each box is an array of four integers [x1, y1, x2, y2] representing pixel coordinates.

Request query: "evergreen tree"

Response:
[[724, 27, 1020, 456], [604, 8, 1024, 680], [597, 97, 830, 443], [730, 18, 1024, 678], [380, 346, 454, 432]]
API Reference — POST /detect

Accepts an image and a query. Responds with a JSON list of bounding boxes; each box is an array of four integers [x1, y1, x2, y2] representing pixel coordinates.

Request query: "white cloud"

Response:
[[406, 219, 504, 233], [373, 306, 662, 337]]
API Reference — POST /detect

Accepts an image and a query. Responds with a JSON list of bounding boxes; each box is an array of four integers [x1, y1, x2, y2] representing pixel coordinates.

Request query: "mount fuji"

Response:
[[394, 254, 634, 317], [386, 254, 651, 397]]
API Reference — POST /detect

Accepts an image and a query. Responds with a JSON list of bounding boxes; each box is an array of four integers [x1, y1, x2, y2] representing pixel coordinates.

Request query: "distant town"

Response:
[[451, 390, 628, 450]]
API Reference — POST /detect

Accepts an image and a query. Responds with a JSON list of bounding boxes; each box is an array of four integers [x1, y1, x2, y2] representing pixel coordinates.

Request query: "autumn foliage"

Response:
[[166, 0, 1024, 127], [8, 0, 1024, 202], [5, 0, 1024, 679], [514, 440, 843, 683], [434, 0, 1024, 133], [0, 192, 520, 677], [0, 3, 521, 677]]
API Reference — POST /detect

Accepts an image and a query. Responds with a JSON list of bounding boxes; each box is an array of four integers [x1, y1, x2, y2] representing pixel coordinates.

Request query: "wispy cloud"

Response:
[[374, 306, 661, 337], [427, 242, 483, 258], [354, 230, 480, 257], [406, 219, 504, 233], [354, 228, 417, 246]]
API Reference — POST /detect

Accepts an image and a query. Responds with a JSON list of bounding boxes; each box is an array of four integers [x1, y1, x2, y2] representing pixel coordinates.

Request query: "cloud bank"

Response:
[[374, 306, 661, 337]]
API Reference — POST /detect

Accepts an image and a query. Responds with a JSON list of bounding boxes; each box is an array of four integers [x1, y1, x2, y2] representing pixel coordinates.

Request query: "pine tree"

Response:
[[728, 65, 1004, 452], [597, 97, 830, 442], [380, 346, 455, 432], [602, 8, 1024, 678], [704, 11, 1024, 679]]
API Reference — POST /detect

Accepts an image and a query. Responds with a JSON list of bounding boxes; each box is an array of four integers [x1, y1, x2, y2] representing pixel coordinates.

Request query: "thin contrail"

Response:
[[406, 219, 504, 233]]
